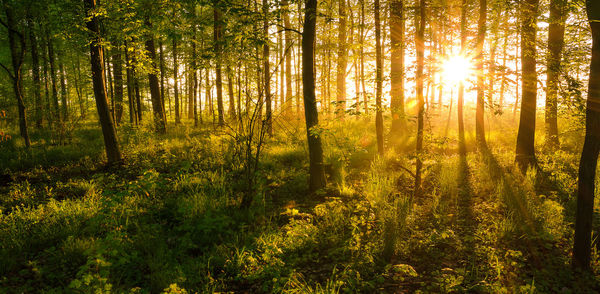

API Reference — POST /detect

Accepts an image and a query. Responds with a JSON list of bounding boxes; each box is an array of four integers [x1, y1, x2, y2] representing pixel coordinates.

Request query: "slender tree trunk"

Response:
[[28, 18, 43, 129], [42, 35, 52, 125], [84, 0, 121, 163], [145, 21, 167, 134], [47, 30, 60, 123], [303, 0, 326, 192], [113, 46, 124, 125], [515, 0, 539, 171], [173, 36, 180, 124], [375, 0, 384, 155], [336, 0, 348, 118], [458, 0, 467, 156], [390, 0, 406, 136], [360, 0, 367, 114], [159, 40, 167, 120], [475, 0, 487, 149], [214, 5, 225, 126], [414, 0, 426, 198], [2, 4, 30, 147], [264, 0, 272, 134], [227, 66, 236, 119], [283, 0, 293, 112], [59, 55, 69, 121], [573, 1, 600, 270], [545, 0, 566, 149], [125, 40, 137, 125]]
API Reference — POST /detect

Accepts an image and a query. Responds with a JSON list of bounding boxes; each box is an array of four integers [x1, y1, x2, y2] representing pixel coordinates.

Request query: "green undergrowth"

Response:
[[0, 117, 599, 293]]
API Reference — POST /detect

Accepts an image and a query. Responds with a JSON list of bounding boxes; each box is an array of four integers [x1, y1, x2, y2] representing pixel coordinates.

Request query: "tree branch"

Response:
[[0, 62, 14, 80]]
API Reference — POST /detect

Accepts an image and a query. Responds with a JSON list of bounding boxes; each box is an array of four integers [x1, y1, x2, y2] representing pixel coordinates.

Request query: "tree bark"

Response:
[[458, 0, 467, 156], [28, 18, 43, 129], [145, 22, 167, 134], [545, 0, 566, 149], [84, 0, 121, 164], [283, 0, 293, 111], [113, 46, 124, 125], [573, 0, 600, 271], [263, 0, 272, 134], [414, 0, 426, 198], [475, 0, 488, 149], [375, 0, 384, 155], [2, 3, 30, 147], [214, 4, 225, 126], [336, 0, 348, 118], [173, 36, 180, 124], [390, 0, 406, 137], [46, 29, 60, 123], [303, 0, 326, 192], [515, 0, 539, 172]]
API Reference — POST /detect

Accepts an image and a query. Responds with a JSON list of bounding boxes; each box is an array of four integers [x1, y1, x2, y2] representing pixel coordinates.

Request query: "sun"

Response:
[[441, 55, 474, 85]]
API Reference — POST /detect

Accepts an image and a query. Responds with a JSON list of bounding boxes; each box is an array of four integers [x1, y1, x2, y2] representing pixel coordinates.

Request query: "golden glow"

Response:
[[441, 55, 473, 85]]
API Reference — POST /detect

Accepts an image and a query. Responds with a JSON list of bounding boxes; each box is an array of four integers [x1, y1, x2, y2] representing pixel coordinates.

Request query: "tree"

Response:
[[414, 0, 426, 198], [84, 0, 121, 164], [573, 0, 600, 271], [515, 0, 539, 171], [113, 45, 124, 124], [283, 0, 292, 112], [390, 0, 406, 137], [28, 16, 43, 129], [475, 0, 487, 149], [1, 1, 30, 148], [263, 0, 272, 134], [336, 0, 347, 118], [545, 0, 567, 149], [302, 0, 326, 192], [374, 0, 384, 155], [145, 20, 167, 134], [458, 0, 467, 156], [173, 35, 180, 124], [214, 3, 225, 126]]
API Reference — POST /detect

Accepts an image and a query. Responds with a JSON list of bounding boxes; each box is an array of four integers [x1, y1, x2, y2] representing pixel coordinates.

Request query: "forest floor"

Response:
[[1, 115, 600, 293]]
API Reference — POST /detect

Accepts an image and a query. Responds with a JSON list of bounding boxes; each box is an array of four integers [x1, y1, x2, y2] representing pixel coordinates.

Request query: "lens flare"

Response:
[[442, 55, 473, 84]]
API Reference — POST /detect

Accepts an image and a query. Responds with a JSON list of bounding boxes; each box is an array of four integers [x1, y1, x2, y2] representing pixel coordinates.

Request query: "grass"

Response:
[[0, 112, 599, 293]]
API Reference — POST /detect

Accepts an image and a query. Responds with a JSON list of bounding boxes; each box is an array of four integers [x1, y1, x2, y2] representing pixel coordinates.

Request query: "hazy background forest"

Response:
[[1, 0, 600, 292]]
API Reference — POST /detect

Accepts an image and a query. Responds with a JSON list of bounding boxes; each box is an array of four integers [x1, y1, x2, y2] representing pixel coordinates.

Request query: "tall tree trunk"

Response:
[[84, 0, 121, 163], [125, 40, 137, 125], [458, 0, 467, 156], [263, 0, 272, 134], [227, 66, 236, 119], [573, 0, 600, 270], [390, 0, 406, 137], [360, 0, 367, 114], [28, 18, 43, 129], [515, 0, 539, 171], [145, 22, 167, 134], [414, 0, 426, 198], [59, 55, 69, 121], [173, 36, 180, 124], [283, 0, 293, 112], [375, 0, 384, 155], [475, 0, 487, 149], [303, 0, 326, 192], [42, 34, 52, 125], [47, 30, 60, 123], [336, 0, 348, 118], [545, 0, 566, 149], [113, 46, 124, 125], [214, 5, 225, 126], [159, 40, 167, 120], [2, 4, 30, 147]]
